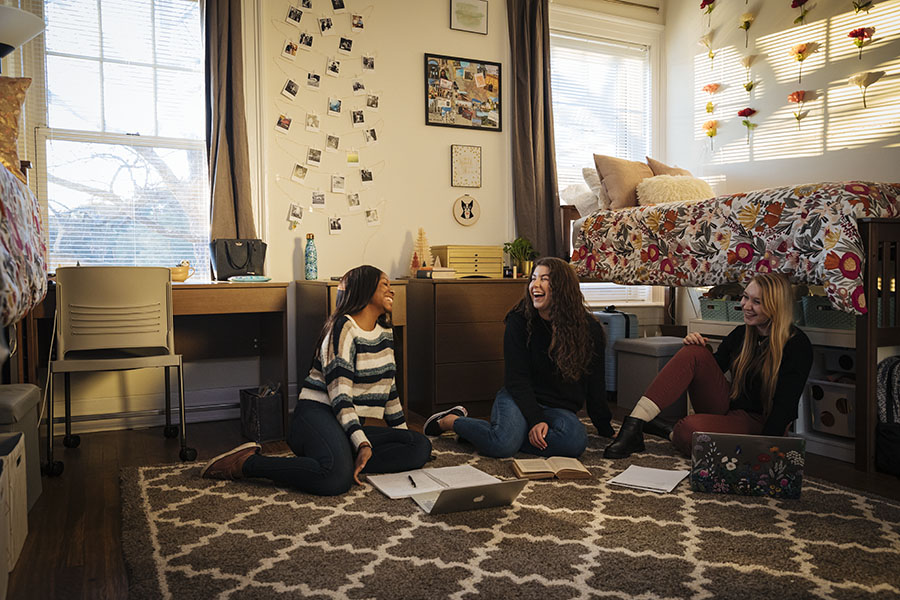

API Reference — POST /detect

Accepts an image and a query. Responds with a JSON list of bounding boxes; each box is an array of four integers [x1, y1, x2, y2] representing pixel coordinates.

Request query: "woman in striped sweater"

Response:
[[201, 265, 432, 495]]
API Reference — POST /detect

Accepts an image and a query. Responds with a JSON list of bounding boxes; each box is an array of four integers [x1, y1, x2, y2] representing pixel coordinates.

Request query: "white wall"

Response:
[[664, 0, 900, 194], [255, 0, 512, 281]]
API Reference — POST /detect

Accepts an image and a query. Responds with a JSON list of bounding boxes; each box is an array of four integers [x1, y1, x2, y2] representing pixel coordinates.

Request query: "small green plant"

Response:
[[503, 237, 538, 262]]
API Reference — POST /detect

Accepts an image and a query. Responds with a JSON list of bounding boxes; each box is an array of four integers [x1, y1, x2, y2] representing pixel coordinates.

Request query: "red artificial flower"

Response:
[[791, 0, 808, 7], [788, 90, 805, 103], [700, 0, 714, 9], [738, 107, 757, 118], [849, 27, 875, 41]]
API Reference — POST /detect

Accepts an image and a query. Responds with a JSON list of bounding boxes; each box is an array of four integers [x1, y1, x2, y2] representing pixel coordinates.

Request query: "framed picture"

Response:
[[451, 144, 482, 187], [425, 53, 501, 131], [450, 0, 488, 35]]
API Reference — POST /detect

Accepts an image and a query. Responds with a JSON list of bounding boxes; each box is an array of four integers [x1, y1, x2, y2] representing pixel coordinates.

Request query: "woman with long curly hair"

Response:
[[423, 257, 613, 457], [604, 272, 813, 459]]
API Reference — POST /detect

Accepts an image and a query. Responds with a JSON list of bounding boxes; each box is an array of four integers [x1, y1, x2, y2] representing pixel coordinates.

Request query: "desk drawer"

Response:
[[435, 322, 504, 363], [435, 361, 503, 405], [175, 286, 287, 315], [435, 284, 524, 323]]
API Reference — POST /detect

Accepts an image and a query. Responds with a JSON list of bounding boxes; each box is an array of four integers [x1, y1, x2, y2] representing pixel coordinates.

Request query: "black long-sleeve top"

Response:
[[713, 325, 813, 436], [503, 310, 610, 433]]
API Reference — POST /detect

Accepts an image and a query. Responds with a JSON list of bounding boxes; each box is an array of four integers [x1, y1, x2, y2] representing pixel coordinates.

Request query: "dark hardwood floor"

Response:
[[8, 409, 900, 600]]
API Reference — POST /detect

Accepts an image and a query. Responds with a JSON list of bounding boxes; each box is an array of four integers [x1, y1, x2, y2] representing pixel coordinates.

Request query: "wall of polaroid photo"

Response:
[[259, 0, 511, 283]]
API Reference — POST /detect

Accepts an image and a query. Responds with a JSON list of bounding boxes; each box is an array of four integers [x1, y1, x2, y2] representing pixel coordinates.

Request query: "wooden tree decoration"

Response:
[[409, 252, 420, 276], [413, 227, 434, 269]]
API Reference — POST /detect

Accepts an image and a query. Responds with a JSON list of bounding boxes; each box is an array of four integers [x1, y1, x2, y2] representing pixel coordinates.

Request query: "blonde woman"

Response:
[[604, 273, 813, 458]]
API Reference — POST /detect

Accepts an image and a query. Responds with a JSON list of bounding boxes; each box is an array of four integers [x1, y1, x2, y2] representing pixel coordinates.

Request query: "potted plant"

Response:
[[503, 236, 538, 277]]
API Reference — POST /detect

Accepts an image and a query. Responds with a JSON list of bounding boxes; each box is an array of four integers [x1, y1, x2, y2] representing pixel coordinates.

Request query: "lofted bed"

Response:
[[565, 181, 900, 474]]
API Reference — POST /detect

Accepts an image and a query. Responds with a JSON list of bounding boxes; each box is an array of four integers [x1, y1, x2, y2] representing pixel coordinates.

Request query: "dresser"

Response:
[[406, 278, 527, 419]]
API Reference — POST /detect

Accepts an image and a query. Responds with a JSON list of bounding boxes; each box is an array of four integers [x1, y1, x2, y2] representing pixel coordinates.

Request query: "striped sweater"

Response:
[[299, 315, 406, 449]]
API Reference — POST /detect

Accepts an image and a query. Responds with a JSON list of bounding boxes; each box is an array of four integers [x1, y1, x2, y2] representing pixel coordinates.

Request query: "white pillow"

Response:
[[636, 175, 714, 206], [582, 167, 611, 210], [560, 184, 600, 218]]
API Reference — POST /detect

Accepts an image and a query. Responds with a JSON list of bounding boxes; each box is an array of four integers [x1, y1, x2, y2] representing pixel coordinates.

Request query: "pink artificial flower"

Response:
[[788, 91, 806, 130], [849, 27, 875, 59], [702, 83, 720, 94], [789, 43, 812, 83]]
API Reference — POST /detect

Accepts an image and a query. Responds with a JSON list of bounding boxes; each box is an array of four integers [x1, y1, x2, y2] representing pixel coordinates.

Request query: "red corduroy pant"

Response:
[[644, 344, 765, 455]]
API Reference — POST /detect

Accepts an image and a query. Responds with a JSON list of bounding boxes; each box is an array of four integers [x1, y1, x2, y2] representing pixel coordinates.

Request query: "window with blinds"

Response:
[[549, 24, 656, 305], [34, 0, 209, 275]]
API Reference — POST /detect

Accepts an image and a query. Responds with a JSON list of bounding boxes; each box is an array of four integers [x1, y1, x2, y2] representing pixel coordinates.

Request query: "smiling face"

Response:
[[740, 280, 770, 334], [529, 265, 553, 319], [368, 273, 394, 314]]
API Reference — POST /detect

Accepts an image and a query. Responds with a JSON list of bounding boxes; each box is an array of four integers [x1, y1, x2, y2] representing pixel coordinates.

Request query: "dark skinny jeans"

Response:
[[242, 400, 432, 495]]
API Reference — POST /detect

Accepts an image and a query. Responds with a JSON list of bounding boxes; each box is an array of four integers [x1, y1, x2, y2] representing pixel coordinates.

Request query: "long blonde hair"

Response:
[[729, 273, 795, 414]]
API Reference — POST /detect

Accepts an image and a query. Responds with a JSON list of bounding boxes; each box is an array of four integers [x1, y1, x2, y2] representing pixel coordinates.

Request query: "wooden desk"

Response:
[[295, 280, 408, 415], [22, 280, 291, 438]]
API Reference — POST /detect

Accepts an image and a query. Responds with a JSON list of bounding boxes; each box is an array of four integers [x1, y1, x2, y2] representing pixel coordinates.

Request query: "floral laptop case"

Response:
[[690, 432, 806, 499]]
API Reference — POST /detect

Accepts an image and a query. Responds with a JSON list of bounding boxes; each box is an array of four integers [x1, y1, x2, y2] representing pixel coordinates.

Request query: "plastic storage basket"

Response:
[[807, 378, 855, 438], [700, 299, 741, 321], [801, 296, 855, 330]]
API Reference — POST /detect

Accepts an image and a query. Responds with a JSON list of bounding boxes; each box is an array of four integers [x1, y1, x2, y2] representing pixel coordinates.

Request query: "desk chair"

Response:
[[44, 267, 196, 476]]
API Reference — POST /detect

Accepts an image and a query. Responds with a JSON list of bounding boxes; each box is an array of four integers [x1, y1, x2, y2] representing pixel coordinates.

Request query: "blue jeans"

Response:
[[451, 388, 588, 458], [242, 400, 432, 495]]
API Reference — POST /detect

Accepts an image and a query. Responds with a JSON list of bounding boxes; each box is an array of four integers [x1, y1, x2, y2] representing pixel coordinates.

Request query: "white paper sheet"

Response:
[[368, 465, 499, 499], [607, 465, 689, 494]]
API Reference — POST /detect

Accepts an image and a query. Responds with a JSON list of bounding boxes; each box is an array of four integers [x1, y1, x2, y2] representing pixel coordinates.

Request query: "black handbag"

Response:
[[210, 239, 267, 280], [876, 356, 900, 477]]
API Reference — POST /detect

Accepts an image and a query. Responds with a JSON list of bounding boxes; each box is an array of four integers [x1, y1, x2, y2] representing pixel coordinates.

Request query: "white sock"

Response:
[[629, 396, 661, 422]]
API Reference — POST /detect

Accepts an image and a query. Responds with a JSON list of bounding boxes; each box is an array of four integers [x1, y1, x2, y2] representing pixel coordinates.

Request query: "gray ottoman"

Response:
[[0, 385, 43, 511], [614, 336, 688, 421]]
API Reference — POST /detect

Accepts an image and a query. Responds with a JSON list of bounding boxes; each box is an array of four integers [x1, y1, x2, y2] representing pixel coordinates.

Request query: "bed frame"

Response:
[[564, 208, 900, 474]]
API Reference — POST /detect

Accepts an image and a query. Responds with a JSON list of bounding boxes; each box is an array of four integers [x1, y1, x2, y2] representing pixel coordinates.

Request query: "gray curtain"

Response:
[[204, 0, 256, 240], [507, 0, 562, 258]]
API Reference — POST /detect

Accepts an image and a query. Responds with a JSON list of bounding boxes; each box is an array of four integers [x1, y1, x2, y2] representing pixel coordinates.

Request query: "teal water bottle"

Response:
[[304, 233, 318, 280]]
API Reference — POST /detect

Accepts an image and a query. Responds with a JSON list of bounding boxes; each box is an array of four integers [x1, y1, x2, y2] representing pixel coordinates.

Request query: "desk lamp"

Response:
[[0, 6, 44, 74]]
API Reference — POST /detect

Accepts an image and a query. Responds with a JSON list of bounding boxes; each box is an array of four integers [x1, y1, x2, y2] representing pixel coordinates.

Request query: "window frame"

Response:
[[549, 5, 665, 308]]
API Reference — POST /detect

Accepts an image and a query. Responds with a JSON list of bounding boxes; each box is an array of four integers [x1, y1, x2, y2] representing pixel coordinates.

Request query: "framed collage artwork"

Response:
[[425, 53, 501, 131]]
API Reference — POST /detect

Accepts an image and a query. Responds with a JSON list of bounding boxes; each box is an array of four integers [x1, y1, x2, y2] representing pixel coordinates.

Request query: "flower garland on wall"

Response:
[[698, 1, 888, 155]]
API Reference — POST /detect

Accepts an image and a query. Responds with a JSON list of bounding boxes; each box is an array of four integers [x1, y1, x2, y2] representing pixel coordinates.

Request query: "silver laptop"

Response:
[[412, 479, 529, 514]]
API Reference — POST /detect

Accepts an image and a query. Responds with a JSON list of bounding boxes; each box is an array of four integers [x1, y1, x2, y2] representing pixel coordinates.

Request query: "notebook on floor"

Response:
[[690, 432, 806, 499], [411, 479, 529, 515]]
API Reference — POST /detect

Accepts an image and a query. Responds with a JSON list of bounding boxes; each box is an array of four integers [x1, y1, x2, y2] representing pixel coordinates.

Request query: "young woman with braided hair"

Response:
[[604, 272, 813, 459], [423, 257, 613, 457]]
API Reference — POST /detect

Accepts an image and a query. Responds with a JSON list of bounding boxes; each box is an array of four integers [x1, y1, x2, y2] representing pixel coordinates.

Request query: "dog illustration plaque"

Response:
[[453, 194, 481, 226]]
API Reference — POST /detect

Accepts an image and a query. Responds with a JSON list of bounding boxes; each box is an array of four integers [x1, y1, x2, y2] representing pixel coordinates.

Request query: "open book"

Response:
[[511, 457, 591, 480], [367, 465, 499, 499]]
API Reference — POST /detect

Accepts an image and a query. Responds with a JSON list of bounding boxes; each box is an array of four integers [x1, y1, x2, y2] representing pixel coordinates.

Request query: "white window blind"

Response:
[[35, 0, 209, 275], [550, 25, 655, 305], [549, 32, 651, 191]]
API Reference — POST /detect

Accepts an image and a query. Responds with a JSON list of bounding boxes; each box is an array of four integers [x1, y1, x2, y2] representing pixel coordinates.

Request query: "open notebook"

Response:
[[367, 465, 500, 499]]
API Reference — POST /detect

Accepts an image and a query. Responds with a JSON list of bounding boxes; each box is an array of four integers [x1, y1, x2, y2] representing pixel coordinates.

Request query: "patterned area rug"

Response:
[[121, 428, 900, 599]]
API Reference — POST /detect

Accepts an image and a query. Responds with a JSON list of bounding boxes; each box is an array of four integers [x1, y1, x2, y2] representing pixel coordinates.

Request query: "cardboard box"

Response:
[[0, 434, 26, 572]]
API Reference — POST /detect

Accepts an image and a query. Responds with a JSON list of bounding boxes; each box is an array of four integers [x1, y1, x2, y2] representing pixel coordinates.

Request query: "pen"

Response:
[[408, 475, 417, 488]]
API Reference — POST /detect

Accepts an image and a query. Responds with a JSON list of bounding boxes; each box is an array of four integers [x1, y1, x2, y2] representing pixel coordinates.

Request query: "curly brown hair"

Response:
[[511, 257, 600, 381]]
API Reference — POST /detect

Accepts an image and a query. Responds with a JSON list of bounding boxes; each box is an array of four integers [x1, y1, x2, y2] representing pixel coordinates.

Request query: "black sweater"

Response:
[[503, 310, 610, 433], [713, 325, 813, 436]]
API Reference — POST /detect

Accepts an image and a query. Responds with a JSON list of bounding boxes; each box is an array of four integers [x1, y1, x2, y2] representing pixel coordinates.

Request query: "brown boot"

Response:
[[200, 442, 261, 480]]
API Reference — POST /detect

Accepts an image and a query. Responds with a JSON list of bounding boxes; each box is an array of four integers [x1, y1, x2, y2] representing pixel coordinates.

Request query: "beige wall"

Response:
[[255, 0, 513, 281]]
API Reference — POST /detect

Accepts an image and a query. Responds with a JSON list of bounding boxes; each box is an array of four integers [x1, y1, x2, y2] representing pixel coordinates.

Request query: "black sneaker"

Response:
[[423, 405, 468, 436]]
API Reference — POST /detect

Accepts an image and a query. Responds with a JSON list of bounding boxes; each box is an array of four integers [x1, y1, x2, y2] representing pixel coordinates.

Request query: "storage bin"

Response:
[[0, 434, 26, 572], [821, 347, 855, 373], [0, 384, 42, 511], [593, 309, 638, 394], [808, 379, 855, 438], [700, 298, 744, 321], [724, 300, 745, 322], [801, 296, 855, 330], [240, 386, 283, 444], [614, 337, 687, 420]]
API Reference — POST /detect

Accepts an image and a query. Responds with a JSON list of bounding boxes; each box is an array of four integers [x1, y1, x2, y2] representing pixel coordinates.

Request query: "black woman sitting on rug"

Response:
[[201, 265, 432, 495], [604, 272, 813, 459], [422, 257, 614, 457]]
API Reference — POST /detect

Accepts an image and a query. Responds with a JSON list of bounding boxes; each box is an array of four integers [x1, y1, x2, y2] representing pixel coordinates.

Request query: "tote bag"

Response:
[[210, 239, 267, 280]]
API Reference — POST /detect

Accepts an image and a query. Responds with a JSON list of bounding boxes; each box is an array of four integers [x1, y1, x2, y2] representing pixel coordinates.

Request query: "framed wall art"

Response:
[[450, 0, 488, 35], [451, 144, 482, 187], [425, 53, 501, 131]]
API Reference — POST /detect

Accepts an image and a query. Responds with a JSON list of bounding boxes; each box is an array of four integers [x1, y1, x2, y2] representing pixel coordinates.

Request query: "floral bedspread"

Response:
[[0, 164, 47, 327], [571, 181, 900, 315]]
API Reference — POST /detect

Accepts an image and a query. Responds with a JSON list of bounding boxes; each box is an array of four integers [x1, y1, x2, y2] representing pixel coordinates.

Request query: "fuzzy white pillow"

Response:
[[560, 184, 600, 218], [636, 175, 714, 206], [582, 167, 611, 210]]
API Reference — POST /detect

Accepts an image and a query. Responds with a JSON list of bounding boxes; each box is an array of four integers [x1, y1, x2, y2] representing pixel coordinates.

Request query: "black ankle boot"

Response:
[[603, 417, 646, 459], [643, 416, 674, 440]]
